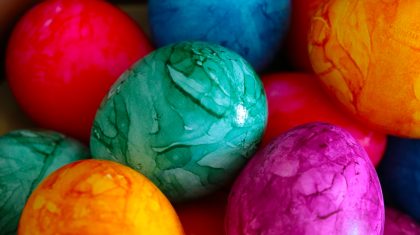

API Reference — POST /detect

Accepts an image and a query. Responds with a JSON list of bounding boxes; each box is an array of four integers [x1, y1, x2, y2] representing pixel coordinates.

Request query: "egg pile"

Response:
[[0, 0, 420, 234]]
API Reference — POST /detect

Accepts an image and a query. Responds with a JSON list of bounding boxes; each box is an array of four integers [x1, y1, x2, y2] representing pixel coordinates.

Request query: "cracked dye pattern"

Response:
[[148, 0, 291, 71], [18, 160, 184, 235], [308, 0, 420, 137], [90, 41, 267, 202], [0, 130, 89, 235], [377, 137, 420, 222], [226, 122, 384, 235], [384, 208, 420, 235]]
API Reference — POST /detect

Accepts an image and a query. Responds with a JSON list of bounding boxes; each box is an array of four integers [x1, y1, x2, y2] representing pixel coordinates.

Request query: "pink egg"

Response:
[[385, 208, 420, 235], [226, 122, 384, 235], [262, 73, 387, 166]]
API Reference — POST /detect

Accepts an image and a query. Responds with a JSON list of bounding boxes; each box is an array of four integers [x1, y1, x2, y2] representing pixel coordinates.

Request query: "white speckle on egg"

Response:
[[235, 104, 248, 126]]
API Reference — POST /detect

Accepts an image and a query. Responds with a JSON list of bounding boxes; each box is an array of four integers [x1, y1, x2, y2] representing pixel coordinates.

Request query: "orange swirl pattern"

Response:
[[309, 0, 420, 137], [18, 159, 184, 235]]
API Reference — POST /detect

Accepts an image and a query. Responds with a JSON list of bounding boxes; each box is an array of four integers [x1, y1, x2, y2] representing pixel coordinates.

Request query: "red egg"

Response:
[[284, 0, 324, 72], [175, 191, 227, 235], [262, 73, 386, 166], [6, 0, 153, 142]]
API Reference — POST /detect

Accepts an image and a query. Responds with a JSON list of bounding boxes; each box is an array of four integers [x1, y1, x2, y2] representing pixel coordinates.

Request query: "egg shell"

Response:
[[378, 137, 420, 222], [18, 159, 184, 235], [308, 0, 420, 137], [384, 207, 420, 235], [0, 130, 89, 235], [226, 122, 384, 235], [148, 0, 291, 71], [262, 73, 386, 166], [6, 0, 153, 142], [90, 41, 268, 202]]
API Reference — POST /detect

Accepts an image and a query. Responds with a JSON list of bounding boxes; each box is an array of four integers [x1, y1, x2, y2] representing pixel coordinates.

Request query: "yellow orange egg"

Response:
[[309, 0, 420, 137], [18, 159, 184, 235]]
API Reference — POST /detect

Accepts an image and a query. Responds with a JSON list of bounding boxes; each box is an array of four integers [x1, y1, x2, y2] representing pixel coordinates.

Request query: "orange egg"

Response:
[[308, 0, 420, 137], [18, 159, 184, 235]]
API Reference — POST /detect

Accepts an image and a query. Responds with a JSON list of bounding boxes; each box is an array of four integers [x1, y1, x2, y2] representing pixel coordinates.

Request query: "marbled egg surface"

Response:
[[148, 0, 291, 71], [378, 137, 420, 221], [309, 0, 420, 137], [91, 41, 267, 202], [18, 160, 184, 235], [226, 123, 384, 235], [0, 130, 89, 235]]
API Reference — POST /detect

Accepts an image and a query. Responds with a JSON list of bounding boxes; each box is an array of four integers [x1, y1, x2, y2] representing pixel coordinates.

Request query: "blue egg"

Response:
[[377, 137, 420, 221], [148, 0, 291, 71]]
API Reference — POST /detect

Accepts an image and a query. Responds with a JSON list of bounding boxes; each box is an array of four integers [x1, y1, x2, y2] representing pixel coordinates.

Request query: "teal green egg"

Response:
[[90, 41, 267, 202], [0, 130, 89, 235]]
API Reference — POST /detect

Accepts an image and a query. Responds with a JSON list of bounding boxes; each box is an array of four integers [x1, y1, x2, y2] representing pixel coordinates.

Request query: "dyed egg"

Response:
[[0, 130, 89, 235], [91, 41, 267, 202], [148, 0, 291, 71], [227, 123, 384, 235], [175, 191, 227, 235], [309, 0, 420, 137], [384, 208, 420, 235], [378, 137, 420, 221], [262, 73, 386, 166], [18, 159, 184, 235], [284, 0, 324, 71], [6, 0, 153, 142]]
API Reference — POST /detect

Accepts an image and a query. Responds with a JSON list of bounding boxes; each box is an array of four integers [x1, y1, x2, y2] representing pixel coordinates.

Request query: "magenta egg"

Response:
[[226, 122, 384, 235]]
